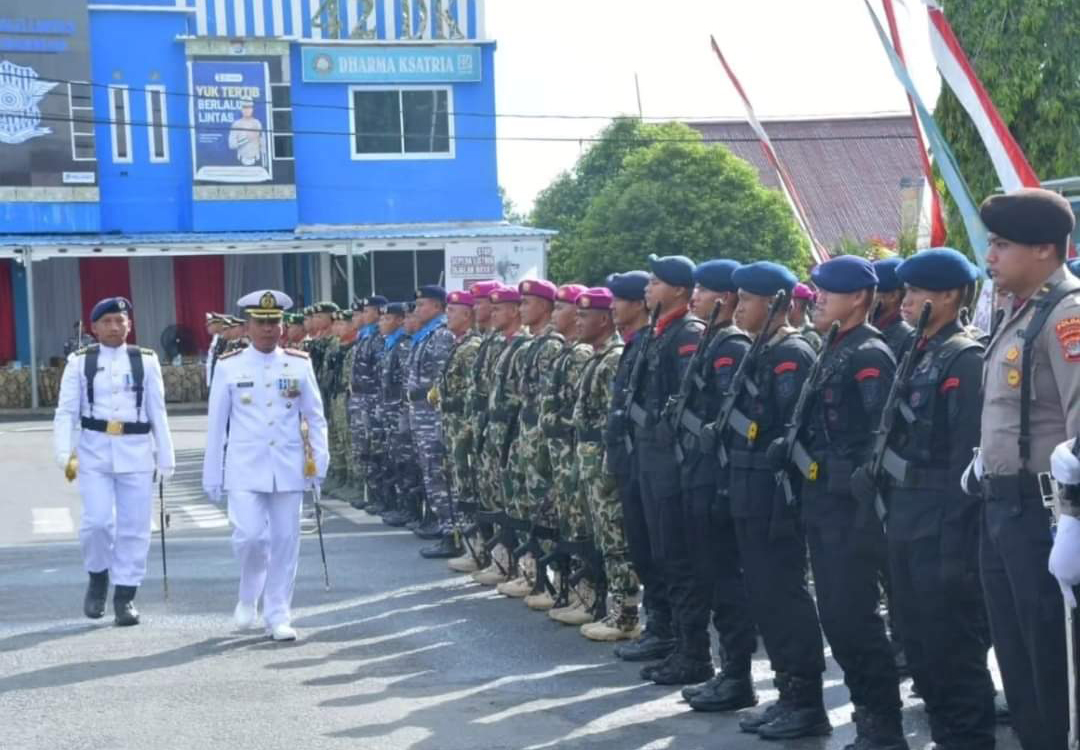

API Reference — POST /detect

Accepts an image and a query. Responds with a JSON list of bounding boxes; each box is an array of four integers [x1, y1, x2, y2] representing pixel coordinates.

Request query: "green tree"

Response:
[[936, 0, 1080, 252], [569, 128, 810, 285], [498, 186, 526, 225]]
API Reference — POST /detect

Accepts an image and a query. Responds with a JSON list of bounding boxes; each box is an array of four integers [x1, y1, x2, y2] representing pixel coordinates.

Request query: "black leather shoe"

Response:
[[647, 654, 714, 686], [420, 535, 463, 559], [615, 631, 677, 662], [83, 570, 109, 619], [687, 671, 757, 712], [113, 585, 140, 627], [414, 521, 443, 541]]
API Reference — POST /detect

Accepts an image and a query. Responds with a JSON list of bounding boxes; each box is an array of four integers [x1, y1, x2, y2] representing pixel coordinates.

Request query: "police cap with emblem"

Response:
[[897, 248, 980, 291], [811, 255, 879, 293], [693, 259, 741, 293], [980, 187, 1075, 246], [732, 261, 798, 297], [415, 285, 447, 304], [606, 271, 650, 301], [872, 257, 904, 293], [238, 289, 292, 320], [648, 254, 696, 289], [91, 297, 133, 322]]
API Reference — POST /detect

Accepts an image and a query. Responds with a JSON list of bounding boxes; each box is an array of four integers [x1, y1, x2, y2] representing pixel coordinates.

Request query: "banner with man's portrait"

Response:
[[190, 60, 272, 183]]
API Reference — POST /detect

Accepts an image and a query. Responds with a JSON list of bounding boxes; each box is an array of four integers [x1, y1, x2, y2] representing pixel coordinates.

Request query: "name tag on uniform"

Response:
[[122, 373, 135, 390], [279, 378, 300, 398], [236, 381, 254, 388]]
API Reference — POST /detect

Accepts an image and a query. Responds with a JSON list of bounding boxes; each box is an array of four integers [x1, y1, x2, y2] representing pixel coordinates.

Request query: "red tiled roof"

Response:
[[687, 115, 924, 251]]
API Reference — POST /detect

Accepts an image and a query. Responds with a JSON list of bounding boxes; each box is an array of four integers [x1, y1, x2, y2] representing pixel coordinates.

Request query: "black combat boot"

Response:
[[615, 619, 677, 662], [420, 534, 463, 559], [756, 674, 832, 740], [113, 585, 140, 627], [644, 652, 715, 686], [686, 661, 757, 712], [841, 708, 907, 750], [83, 570, 109, 619], [739, 673, 792, 733], [414, 519, 443, 540]]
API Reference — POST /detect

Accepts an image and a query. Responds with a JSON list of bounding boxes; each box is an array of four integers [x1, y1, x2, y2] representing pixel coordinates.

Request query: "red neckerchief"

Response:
[[654, 305, 689, 337]]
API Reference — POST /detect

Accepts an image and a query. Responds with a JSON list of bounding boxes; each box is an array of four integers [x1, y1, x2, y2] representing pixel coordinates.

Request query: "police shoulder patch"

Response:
[[1055, 316, 1080, 362], [284, 348, 310, 359]]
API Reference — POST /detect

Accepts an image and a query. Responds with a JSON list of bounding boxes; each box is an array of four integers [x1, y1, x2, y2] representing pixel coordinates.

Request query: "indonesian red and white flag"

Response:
[[709, 35, 830, 265]]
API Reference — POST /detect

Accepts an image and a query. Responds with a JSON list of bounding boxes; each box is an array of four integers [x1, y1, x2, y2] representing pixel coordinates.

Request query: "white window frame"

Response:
[[68, 81, 96, 162], [144, 84, 170, 164], [348, 85, 456, 162], [108, 84, 133, 164]]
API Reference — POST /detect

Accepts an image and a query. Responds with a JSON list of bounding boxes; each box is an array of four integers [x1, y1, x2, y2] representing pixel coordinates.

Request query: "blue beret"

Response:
[[896, 248, 979, 291], [693, 259, 741, 293], [872, 257, 904, 293], [416, 285, 446, 304], [811, 255, 878, 293], [606, 270, 649, 301], [648, 254, 696, 289], [367, 295, 389, 308], [90, 297, 132, 322], [384, 302, 407, 316], [731, 261, 797, 297]]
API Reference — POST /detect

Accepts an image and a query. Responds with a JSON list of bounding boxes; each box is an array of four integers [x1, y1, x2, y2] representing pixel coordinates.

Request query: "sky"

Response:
[[486, 0, 942, 214]]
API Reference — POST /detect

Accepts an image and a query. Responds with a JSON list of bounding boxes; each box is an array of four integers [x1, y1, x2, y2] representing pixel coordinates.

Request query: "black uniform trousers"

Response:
[[980, 489, 1067, 750], [731, 467, 825, 681], [803, 485, 902, 715], [616, 451, 673, 638], [681, 451, 757, 669], [888, 490, 995, 749]]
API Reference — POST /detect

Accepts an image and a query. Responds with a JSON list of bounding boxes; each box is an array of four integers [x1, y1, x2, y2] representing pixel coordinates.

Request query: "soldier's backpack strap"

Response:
[[82, 344, 101, 416], [126, 346, 147, 416], [1019, 276, 1080, 469], [912, 333, 983, 437]]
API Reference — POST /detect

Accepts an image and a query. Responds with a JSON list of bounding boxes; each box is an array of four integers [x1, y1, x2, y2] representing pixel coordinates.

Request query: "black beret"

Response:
[[897, 248, 979, 291], [872, 257, 904, 293], [693, 259, 741, 293], [980, 188, 1075, 245], [606, 271, 649, 301], [731, 261, 797, 297], [648, 254, 695, 289]]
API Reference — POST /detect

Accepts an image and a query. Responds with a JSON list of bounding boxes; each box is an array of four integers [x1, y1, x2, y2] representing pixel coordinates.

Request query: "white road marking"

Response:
[[31, 508, 74, 535]]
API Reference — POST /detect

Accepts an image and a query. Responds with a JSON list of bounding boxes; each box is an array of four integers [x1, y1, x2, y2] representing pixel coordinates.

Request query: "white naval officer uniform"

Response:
[[53, 343, 175, 586], [202, 342, 328, 631]]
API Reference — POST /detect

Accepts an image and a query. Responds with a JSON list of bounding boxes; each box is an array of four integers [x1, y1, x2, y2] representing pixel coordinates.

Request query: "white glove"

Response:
[[1051, 439, 1080, 486], [55, 453, 69, 469], [158, 466, 175, 481], [1050, 514, 1080, 609], [204, 485, 223, 505], [960, 449, 984, 495]]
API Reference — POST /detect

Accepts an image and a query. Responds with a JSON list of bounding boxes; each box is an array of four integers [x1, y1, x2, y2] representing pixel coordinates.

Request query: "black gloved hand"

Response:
[[849, 464, 878, 504], [765, 437, 789, 472]]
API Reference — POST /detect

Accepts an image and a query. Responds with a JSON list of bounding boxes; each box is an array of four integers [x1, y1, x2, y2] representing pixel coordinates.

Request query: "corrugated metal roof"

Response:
[[689, 116, 923, 250], [0, 222, 555, 250]]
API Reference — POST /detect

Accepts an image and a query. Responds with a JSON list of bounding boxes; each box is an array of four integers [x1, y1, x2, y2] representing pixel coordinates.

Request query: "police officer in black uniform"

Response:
[[669, 259, 757, 709], [629, 254, 713, 685], [852, 248, 996, 749], [872, 257, 915, 359], [606, 271, 678, 663], [768, 255, 906, 750], [723, 261, 831, 739]]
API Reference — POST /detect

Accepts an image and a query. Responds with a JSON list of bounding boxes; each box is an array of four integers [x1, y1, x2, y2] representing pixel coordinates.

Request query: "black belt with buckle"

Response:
[[81, 417, 151, 435]]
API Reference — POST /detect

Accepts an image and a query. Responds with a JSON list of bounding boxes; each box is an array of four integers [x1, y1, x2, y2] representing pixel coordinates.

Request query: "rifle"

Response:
[[669, 302, 723, 464], [775, 320, 842, 506], [708, 291, 787, 467], [620, 308, 661, 453], [855, 301, 932, 523]]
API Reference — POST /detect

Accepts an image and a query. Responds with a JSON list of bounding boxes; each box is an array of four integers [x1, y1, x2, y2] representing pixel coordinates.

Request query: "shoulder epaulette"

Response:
[[284, 348, 310, 358], [138, 346, 157, 357], [219, 348, 244, 361], [73, 344, 99, 357]]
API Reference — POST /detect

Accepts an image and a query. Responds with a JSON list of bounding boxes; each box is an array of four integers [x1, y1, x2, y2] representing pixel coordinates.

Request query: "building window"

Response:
[[145, 85, 169, 163], [68, 82, 96, 162], [108, 85, 132, 163], [349, 87, 453, 160], [271, 82, 294, 160]]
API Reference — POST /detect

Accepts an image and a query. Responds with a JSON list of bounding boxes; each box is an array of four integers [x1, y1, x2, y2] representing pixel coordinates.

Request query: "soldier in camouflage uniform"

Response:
[[347, 296, 387, 510], [325, 310, 356, 499], [496, 279, 560, 599], [380, 303, 421, 527], [404, 286, 457, 552], [572, 287, 641, 641], [472, 285, 530, 586], [303, 302, 342, 491]]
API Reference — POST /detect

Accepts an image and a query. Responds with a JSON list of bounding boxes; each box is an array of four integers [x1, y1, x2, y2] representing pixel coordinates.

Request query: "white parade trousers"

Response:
[[78, 470, 154, 586], [227, 490, 303, 627]]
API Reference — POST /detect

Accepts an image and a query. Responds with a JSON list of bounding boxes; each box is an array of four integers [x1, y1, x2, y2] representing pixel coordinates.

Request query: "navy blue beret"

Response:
[[693, 259, 741, 293], [90, 297, 132, 322], [872, 257, 904, 293], [811, 255, 878, 293], [648, 254, 696, 289], [384, 302, 406, 316], [415, 285, 446, 304], [897, 248, 979, 291], [367, 295, 389, 308], [606, 270, 650, 301], [731, 261, 798, 297], [980, 187, 1075, 245]]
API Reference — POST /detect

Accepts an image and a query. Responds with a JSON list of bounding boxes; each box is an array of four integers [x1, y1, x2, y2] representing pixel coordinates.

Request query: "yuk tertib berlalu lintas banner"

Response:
[[191, 60, 272, 183]]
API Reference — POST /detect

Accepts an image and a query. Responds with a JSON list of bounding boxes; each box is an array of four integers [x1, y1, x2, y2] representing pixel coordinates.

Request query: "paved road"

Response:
[[0, 416, 1021, 750]]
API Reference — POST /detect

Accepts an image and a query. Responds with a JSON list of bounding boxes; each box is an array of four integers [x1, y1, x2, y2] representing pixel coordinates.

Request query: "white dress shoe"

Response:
[[270, 622, 298, 641], [233, 601, 258, 629]]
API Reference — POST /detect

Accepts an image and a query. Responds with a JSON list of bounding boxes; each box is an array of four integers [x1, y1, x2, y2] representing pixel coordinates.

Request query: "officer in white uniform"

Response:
[[202, 289, 328, 642], [53, 296, 175, 626]]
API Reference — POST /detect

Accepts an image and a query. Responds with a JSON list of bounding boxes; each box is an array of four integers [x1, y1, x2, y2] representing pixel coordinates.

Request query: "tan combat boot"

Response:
[[471, 544, 510, 585], [549, 580, 596, 626], [497, 554, 534, 597], [581, 592, 642, 642]]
